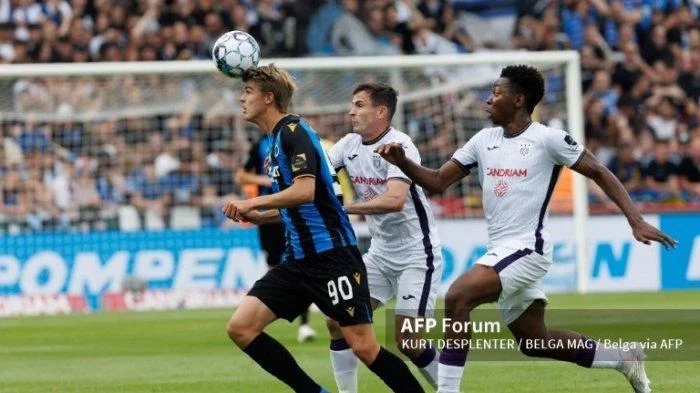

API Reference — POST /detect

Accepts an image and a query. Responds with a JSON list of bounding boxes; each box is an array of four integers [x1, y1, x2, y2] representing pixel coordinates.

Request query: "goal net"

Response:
[[0, 52, 589, 314]]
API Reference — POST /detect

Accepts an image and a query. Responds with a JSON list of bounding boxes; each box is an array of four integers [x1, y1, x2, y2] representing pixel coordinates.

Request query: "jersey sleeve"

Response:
[[281, 122, 317, 179], [327, 135, 348, 171], [386, 138, 420, 183], [450, 135, 479, 174], [544, 129, 585, 167], [243, 140, 261, 172]]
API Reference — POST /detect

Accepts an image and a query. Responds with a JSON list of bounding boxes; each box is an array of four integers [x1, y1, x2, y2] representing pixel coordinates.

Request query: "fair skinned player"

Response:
[[325, 83, 442, 392], [223, 64, 424, 393]]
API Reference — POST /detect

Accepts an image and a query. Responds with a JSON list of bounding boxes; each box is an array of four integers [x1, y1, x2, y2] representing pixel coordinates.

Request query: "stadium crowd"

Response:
[[0, 0, 698, 233]]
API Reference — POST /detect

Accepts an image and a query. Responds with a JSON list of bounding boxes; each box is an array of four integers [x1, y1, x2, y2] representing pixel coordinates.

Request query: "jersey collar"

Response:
[[272, 114, 300, 134], [503, 121, 533, 139], [362, 126, 392, 145]]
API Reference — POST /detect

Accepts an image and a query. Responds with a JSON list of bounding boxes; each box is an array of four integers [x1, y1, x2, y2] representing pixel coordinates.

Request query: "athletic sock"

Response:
[[411, 347, 438, 388], [438, 348, 466, 393], [243, 332, 323, 393], [329, 338, 359, 393], [588, 339, 623, 369], [368, 347, 424, 392]]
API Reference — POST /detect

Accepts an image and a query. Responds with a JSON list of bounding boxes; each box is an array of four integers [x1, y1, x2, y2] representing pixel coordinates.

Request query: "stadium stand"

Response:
[[0, 0, 698, 233]]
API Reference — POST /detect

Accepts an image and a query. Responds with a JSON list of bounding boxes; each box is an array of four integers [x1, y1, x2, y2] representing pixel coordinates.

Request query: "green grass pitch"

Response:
[[1, 291, 698, 392]]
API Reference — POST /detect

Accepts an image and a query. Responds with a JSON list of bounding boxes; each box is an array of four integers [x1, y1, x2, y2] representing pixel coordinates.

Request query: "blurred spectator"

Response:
[[607, 139, 644, 197], [129, 161, 170, 220], [331, 0, 398, 56], [642, 140, 680, 201], [678, 136, 700, 200]]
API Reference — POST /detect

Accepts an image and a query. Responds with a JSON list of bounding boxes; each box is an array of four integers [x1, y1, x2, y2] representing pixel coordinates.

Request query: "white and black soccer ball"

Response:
[[212, 31, 261, 78]]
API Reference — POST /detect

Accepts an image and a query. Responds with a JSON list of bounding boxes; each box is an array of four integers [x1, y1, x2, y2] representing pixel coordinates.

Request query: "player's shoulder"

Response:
[[467, 126, 501, 145], [385, 127, 413, 144], [334, 132, 362, 149], [530, 121, 565, 137]]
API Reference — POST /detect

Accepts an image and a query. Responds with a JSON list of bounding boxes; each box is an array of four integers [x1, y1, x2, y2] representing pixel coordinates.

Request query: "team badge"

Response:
[[520, 144, 531, 156], [372, 155, 383, 169], [564, 134, 578, 150], [287, 123, 297, 132]]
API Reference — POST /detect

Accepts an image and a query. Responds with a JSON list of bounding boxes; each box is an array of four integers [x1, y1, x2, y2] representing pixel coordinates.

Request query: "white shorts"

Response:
[[365, 248, 442, 318], [475, 245, 551, 325]]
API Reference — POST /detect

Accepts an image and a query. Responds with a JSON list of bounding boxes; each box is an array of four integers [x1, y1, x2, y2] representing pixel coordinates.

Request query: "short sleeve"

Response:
[[281, 122, 317, 179], [328, 135, 349, 171], [544, 129, 585, 167], [450, 136, 479, 174], [387, 138, 420, 183], [243, 140, 261, 172]]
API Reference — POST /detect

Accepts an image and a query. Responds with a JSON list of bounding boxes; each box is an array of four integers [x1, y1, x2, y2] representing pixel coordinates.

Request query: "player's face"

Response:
[[240, 81, 267, 122], [349, 91, 382, 135], [486, 78, 518, 126]]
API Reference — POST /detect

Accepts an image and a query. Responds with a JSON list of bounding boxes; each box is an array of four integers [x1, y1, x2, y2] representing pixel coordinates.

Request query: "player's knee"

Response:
[[226, 317, 257, 347], [395, 332, 422, 358], [444, 286, 476, 315], [349, 339, 380, 364]]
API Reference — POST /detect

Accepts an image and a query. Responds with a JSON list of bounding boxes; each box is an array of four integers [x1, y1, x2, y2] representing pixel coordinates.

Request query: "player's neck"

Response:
[[502, 113, 532, 137], [257, 111, 288, 134], [361, 124, 390, 144]]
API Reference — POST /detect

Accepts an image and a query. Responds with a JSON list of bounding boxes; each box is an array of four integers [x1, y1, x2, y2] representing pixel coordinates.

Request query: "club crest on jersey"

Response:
[[520, 144, 531, 156], [494, 179, 509, 197], [564, 134, 578, 150], [372, 155, 384, 169]]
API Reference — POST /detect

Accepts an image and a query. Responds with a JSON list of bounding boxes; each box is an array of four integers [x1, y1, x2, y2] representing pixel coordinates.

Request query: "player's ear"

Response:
[[264, 91, 275, 105], [514, 92, 526, 109], [378, 105, 388, 120]]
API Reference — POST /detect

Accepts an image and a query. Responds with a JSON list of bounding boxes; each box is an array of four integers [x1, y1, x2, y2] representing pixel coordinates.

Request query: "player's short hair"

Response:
[[352, 83, 398, 121], [243, 64, 298, 112], [500, 65, 545, 114]]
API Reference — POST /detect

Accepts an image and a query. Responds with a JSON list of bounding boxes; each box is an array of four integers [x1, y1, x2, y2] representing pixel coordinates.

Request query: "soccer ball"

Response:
[[212, 31, 261, 78]]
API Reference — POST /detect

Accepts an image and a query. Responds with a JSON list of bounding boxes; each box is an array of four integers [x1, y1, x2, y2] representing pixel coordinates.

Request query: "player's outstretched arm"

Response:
[[375, 143, 466, 194], [345, 179, 409, 215], [571, 149, 678, 249]]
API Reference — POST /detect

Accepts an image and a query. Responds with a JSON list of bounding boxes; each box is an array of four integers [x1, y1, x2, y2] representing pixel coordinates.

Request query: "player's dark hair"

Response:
[[500, 65, 545, 114], [243, 64, 298, 112], [353, 83, 398, 122]]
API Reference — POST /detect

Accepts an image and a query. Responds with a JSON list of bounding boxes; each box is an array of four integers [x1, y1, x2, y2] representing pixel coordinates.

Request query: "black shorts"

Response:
[[247, 246, 373, 327], [258, 223, 286, 266]]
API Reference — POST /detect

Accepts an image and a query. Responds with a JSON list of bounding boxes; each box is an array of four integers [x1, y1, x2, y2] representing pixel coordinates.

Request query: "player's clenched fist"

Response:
[[374, 143, 406, 166], [222, 199, 254, 222]]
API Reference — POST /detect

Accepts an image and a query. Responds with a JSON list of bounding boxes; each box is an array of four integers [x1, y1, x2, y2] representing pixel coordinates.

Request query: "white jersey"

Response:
[[451, 121, 584, 256], [329, 127, 441, 254]]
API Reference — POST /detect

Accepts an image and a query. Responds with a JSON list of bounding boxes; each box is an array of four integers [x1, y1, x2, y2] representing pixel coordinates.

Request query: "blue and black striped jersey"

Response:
[[267, 115, 357, 261]]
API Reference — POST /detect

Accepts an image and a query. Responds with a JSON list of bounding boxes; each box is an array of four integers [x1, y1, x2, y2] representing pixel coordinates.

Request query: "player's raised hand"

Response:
[[631, 219, 678, 250], [375, 143, 406, 166]]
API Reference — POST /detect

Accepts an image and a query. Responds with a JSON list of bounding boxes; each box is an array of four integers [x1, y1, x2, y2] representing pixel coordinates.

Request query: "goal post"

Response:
[[0, 51, 589, 295]]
